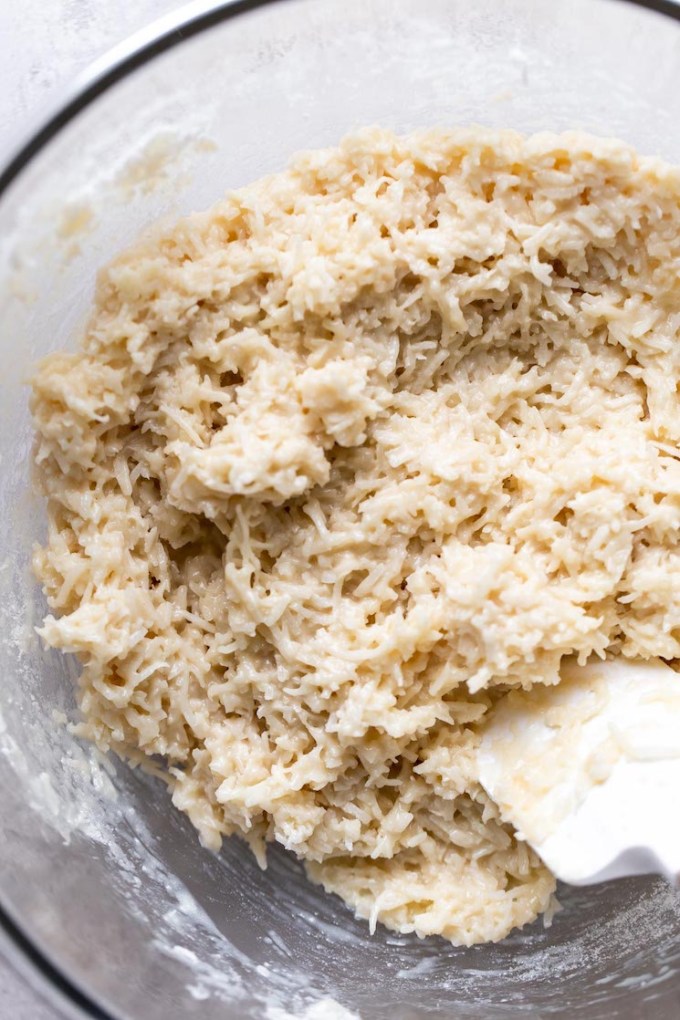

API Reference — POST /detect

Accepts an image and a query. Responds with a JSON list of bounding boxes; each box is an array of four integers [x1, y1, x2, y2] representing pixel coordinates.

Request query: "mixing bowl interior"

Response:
[[2, 0, 680, 1017]]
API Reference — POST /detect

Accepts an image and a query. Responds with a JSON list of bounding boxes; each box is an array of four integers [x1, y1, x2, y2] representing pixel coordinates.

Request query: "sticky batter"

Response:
[[32, 128, 680, 945]]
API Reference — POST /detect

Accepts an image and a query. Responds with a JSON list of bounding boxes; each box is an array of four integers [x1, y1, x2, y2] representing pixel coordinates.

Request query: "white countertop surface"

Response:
[[0, 3, 186, 1016]]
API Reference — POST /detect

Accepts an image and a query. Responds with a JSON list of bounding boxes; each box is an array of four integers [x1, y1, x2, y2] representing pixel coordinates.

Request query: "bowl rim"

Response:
[[0, 0, 287, 197], [2, 0, 680, 1017], [2, 0, 680, 198]]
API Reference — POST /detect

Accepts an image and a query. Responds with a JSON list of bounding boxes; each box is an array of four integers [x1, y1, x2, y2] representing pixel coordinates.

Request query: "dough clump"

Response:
[[32, 128, 680, 945]]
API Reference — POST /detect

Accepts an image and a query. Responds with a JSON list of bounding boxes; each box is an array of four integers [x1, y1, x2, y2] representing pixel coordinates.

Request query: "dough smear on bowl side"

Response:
[[31, 127, 680, 946]]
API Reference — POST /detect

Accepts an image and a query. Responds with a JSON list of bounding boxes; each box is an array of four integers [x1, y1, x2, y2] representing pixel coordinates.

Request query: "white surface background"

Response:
[[0, 2, 186, 1016]]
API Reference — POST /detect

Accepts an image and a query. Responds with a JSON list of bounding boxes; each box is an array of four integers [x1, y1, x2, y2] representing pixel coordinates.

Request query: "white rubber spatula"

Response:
[[478, 657, 680, 886]]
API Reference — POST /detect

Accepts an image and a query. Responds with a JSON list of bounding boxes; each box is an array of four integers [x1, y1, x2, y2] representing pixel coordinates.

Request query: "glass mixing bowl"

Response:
[[2, 0, 680, 1017]]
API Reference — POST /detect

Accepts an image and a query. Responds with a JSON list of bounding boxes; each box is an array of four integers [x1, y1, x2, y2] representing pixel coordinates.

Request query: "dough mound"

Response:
[[32, 129, 680, 946]]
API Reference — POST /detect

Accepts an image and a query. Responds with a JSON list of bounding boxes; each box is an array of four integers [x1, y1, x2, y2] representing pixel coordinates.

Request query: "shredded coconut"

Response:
[[31, 127, 680, 946]]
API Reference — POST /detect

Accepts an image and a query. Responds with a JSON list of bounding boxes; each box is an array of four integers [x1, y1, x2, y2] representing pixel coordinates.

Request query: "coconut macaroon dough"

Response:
[[31, 128, 680, 946]]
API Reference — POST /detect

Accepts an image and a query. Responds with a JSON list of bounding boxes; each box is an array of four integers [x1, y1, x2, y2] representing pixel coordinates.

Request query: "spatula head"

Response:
[[478, 657, 680, 885]]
